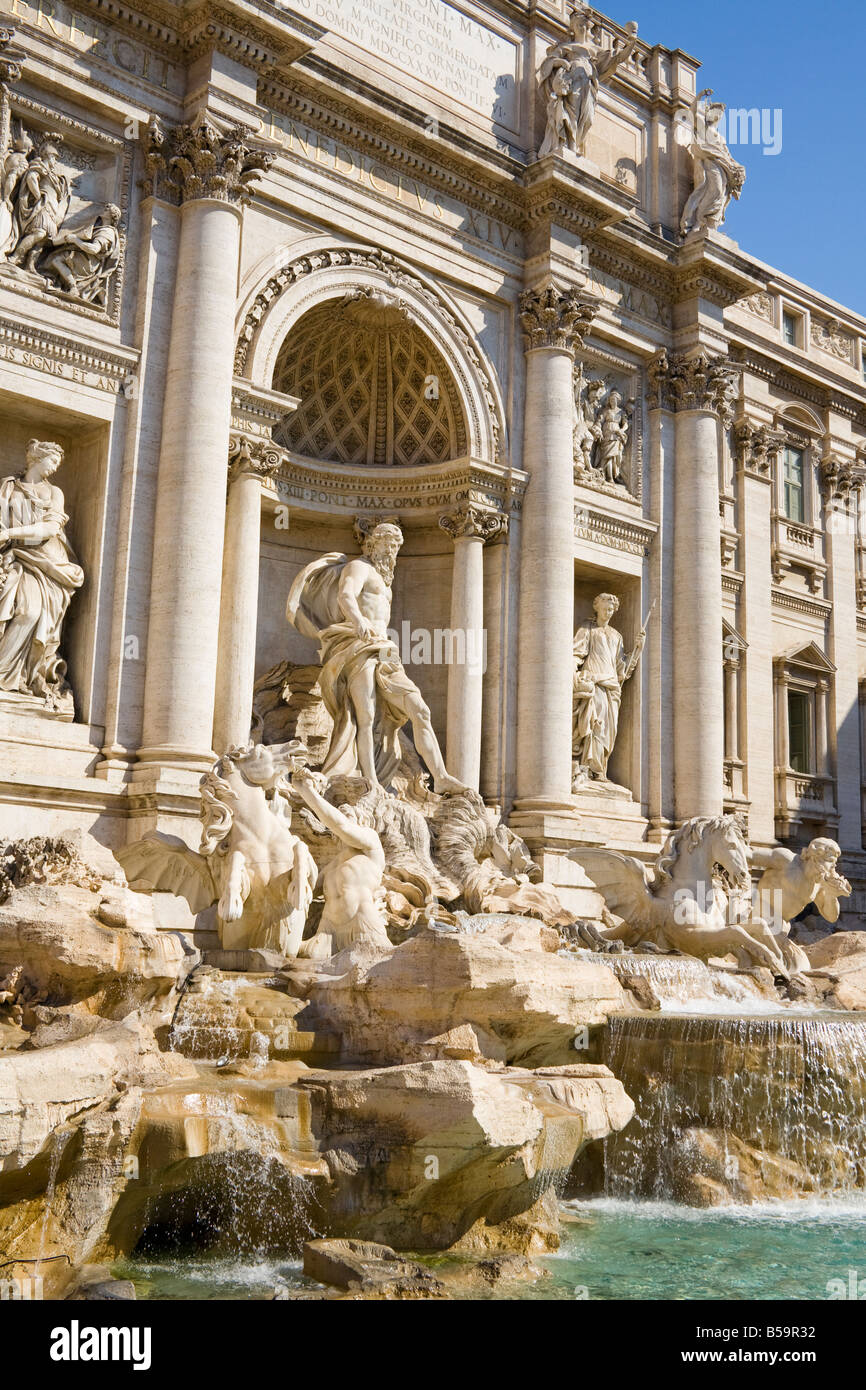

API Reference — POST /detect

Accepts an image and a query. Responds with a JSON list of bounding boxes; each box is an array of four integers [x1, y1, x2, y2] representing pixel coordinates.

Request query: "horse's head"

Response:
[[707, 815, 751, 891]]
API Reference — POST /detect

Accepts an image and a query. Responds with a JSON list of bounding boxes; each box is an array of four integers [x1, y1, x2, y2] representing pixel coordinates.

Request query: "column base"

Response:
[[132, 744, 217, 782]]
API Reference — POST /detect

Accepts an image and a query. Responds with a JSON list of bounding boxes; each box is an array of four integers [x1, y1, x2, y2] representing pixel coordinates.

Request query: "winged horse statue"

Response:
[[573, 815, 791, 977], [115, 741, 317, 958]]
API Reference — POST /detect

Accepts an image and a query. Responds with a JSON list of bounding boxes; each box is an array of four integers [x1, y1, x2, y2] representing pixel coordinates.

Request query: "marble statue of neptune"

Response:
[[287, 522, 463, 794]]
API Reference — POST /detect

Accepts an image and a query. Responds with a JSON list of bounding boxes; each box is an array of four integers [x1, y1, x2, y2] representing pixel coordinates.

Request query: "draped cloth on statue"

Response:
[[0, 478, 84, 696], [287, 553, 423, 785], [572, 623, 627, 779]]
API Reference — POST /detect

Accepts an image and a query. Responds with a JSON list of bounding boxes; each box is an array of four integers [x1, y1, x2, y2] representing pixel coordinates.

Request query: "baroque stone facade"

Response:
[[0, 0, 864, 924]]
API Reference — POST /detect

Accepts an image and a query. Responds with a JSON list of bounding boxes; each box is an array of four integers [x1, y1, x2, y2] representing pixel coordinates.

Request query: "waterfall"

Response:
[[133, 1087, 320, 1258], [600, 1013, 866, 1203], [571, 950, 776, 1011]]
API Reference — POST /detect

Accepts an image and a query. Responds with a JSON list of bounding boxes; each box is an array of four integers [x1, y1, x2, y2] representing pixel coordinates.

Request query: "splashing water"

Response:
[[600, 1013, 866, 1202]]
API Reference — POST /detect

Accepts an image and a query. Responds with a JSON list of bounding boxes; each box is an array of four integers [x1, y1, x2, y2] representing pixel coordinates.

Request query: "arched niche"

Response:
[[272, 295, 468, 469], [234, 243, 506, 467]]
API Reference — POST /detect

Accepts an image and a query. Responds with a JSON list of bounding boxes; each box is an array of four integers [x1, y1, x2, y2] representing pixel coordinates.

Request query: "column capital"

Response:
[[519, 284, 596, 355], [141, 113, 275, 206], [228, 434, 286, 484], [819, 453, 866, 504], [0, 28, 27, 85], [648, 349, 739, 426], [734, 418, 786, 480], [439, 504, 508, 543]]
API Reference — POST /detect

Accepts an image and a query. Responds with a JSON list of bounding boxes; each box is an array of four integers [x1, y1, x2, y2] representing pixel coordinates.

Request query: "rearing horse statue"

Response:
[[573, 815, 790, 977]]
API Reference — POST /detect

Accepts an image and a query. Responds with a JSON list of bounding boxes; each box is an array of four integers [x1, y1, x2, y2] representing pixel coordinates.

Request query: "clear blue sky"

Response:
[[636, 0, 865, 315]]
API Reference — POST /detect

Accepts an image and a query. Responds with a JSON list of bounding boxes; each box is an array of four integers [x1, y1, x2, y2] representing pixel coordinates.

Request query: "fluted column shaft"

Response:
[[136, 118, 274, 777], [515, 286, 596, 806], [212, 439, 284, 754], [657, 352, 738, 821], [440, 505, 506, 789]]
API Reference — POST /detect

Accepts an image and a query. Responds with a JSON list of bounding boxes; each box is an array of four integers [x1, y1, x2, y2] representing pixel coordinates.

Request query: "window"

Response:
[[787, 690, 812, 773], [788, 690, 812, 774], [782, 446, 805, 523], [782, 311, 799, 347]]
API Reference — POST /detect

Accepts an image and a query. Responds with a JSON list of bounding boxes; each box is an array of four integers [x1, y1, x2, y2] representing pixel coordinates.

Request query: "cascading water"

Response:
[[568, 949, 777, 1011], [133, 1086, 320, 1258], [598, 1012, 866, 1203]]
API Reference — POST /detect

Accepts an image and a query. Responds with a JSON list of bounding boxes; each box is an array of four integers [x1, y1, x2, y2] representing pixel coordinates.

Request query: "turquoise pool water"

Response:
[[115, 1197, 866, 1301]]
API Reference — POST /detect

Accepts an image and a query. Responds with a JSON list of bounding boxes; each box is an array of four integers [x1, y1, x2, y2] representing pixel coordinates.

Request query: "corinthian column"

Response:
[[135, 117, 274, 779], [439, 505, 507, 789], [514, 285, 596, 807], [212, 437, 285, 754], [661, 351, 738, 820]]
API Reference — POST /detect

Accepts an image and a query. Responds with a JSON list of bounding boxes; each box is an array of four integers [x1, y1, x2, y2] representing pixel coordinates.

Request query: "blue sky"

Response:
[[636, 1, 865, 315]]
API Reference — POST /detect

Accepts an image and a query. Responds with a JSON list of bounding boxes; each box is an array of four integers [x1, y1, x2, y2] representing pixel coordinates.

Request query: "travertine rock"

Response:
[[300, 1057, 631, 1251], [303, 1238, 444, 1297], [670, 1128, 816, 1206], [805, 932, 866, 970], [300, 927, 628, 1067], [0, 883, 199, 1019]]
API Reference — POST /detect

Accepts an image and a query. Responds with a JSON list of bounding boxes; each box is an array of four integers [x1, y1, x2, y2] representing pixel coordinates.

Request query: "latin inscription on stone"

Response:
[[283, 0, 519, 129]]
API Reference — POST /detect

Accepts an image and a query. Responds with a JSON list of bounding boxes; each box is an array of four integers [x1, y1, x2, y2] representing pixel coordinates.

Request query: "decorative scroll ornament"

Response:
[[439, 504, 508, 543], [228, 435, 286, 483], [733, 420, 786, 478], [142, 113, 275, 206], [519, 284, 597, 354], [820, 454, 866, 504], [647, 349, 739, 426]]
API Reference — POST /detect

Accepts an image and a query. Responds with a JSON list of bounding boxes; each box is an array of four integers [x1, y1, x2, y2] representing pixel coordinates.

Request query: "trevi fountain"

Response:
[[0, 0, 864, 1316]]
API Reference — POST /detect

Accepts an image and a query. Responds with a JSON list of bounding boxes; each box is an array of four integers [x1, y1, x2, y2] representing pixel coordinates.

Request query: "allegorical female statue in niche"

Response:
[[0, 439, 83, 710], [572, 592, 649, 789]]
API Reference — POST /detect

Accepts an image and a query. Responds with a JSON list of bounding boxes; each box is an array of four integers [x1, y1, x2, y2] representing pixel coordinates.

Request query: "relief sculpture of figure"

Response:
[[0, 124, 32, 257], [595, 390, 630, 484], [286, 521, 464, 794], [8, 135, 69, 273], [573, 593, 649, 788], [573, 374, 605, 473], [42, 204, 121, 306], [538, 5, 638, 159], [0, 439, 83, 709], [680, 90, 746, 238]]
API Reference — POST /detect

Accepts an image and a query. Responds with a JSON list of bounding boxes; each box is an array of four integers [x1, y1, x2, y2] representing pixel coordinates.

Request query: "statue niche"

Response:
[[271, 292, 467, 468], [0, 439, 83, 714]]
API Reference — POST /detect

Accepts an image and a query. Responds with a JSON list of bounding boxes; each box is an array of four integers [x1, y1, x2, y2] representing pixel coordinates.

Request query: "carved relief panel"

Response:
[[573, 353, 642, 500]]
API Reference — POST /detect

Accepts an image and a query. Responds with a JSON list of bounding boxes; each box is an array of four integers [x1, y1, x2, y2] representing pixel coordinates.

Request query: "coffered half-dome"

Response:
[[272, 290, 468, 468]]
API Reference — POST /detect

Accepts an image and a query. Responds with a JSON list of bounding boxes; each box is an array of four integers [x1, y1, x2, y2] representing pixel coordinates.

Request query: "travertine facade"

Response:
[[1, 0, 865, 922]]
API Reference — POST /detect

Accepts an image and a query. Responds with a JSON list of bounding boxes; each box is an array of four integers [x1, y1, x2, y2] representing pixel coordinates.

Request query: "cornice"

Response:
[[0, 312, 138, 378], [574, 502, 658, 558], [730, 341, 866, 428], [259, 81, 526, 228], [268, 453, 527, 519], [70, 0, 323, 65]]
